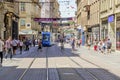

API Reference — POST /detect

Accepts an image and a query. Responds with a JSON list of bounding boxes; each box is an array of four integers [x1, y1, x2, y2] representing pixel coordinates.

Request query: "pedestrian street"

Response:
[[0, 44, 120, 80]]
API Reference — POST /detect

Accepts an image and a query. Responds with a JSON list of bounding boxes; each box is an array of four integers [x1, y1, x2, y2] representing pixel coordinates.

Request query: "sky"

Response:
[[58, 0, 77, 18]]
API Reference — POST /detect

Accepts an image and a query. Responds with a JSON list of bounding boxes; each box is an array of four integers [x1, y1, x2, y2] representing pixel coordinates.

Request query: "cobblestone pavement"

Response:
[[0, 44, 120, 80]]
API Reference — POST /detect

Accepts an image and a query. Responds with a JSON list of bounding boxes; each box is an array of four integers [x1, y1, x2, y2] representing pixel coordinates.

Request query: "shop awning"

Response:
[[19, 30, 38, 35]]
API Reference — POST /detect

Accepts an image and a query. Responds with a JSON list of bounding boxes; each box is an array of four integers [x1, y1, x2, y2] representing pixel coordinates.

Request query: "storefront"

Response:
[[116, 16, 120, 50], [91, 24, 100, 43], [101, 20, 108, 40]]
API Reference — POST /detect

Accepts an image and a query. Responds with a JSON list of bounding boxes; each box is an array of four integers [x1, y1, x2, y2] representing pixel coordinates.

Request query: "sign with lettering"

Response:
[[34, 18, 73, 22], [108, 15, 114, 23]]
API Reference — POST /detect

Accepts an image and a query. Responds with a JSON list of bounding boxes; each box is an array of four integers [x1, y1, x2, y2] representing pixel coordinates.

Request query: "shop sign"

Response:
[[108, 15, 114, 23]]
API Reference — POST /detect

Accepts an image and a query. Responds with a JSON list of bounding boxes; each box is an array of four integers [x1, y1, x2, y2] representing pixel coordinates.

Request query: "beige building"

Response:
[[39, 0, 60, 33], [51, 0, 60, 33], [77, 0, 88, 28], [0, 2, 5, 39], [77, 0, 120, 51], [100, 0, 120, 51], [76, 0, 90, 42], [88, 0, 100, 43], [0, 1, 19, 39], [19, 0, 41, 39]]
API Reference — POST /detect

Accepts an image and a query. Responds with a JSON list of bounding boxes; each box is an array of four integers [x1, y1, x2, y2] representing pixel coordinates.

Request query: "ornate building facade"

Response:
[[0, 0, 19, 40], [19, 0, 41, 39]]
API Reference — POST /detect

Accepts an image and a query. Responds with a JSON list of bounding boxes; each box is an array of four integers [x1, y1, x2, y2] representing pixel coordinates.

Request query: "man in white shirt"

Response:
[[0, 37, 4, 65], [12, 38, 18, 55]]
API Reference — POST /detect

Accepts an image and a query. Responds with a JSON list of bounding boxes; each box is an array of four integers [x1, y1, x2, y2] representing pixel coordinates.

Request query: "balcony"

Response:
[[4, 0, 14, 2]]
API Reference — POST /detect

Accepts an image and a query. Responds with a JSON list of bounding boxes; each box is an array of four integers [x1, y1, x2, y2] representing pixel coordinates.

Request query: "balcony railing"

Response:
[[4, 0, 14, 2]]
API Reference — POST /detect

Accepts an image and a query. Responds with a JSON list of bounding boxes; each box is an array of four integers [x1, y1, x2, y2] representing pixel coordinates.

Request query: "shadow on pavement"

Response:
[[0, 67, 120, 80]]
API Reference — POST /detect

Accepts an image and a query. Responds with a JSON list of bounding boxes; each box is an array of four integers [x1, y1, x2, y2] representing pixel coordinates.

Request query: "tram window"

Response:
[[43, 34, 49, 41]]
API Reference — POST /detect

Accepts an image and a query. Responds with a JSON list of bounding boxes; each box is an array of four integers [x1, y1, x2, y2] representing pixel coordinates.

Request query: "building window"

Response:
[[20, 19, 25, 26], [21, 3, 25, 11]]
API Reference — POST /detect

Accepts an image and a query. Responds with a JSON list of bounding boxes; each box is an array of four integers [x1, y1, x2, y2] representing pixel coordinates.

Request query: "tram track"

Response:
[[56, 45, 119, 80], [55, 45, 86, 80], [17, 47, 49, 80], [17, 48, 39, 80], [46, 47, 49, 80]]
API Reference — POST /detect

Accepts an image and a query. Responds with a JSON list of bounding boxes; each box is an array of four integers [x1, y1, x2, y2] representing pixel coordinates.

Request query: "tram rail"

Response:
[[56, 45, 116, 80], [18, 47, 49, 80]]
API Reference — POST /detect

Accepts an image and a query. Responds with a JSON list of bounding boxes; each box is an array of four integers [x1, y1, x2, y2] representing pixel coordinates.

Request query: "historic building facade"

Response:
[[0, 1, 19, 40], [88, 0, 100, 44], [19, 0, 41, 39], [40, 0, 60, 32], [0, 2, 5, 39], [100, 0, 120, 51], [77, 0, 120, 51]]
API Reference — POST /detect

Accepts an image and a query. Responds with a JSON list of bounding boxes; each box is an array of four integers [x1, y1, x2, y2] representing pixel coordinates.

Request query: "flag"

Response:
[[70, 6, 74, 9]]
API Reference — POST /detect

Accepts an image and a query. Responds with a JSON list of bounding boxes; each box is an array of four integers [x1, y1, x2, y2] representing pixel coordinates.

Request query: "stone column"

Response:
[[6, 14, 12, 39]]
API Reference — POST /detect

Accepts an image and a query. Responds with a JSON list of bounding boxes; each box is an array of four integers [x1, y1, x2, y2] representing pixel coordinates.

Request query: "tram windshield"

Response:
[[43, 34, 50, 41]]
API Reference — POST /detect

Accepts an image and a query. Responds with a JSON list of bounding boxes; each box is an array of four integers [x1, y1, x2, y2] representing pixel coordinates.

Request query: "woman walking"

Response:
[[0, 37, 4, 65]]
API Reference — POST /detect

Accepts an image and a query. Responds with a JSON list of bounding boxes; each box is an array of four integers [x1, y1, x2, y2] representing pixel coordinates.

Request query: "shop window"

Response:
[[116, 28, 120, 50]]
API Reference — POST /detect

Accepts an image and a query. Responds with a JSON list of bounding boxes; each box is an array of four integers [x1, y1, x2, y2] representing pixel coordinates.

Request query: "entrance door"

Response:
[[116, 28, 120, 50], [12, 20, 18, 39]]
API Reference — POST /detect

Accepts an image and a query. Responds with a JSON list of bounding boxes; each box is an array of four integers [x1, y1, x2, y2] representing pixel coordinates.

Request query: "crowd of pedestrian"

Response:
[[94, 39, 112, 54], [68, 37, 112, 54], [0, 36, 42, 66]]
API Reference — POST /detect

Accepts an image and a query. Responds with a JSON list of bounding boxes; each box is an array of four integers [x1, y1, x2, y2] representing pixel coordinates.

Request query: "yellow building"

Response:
[[100, 0, 120, 51], [19, 0, 41, 39]]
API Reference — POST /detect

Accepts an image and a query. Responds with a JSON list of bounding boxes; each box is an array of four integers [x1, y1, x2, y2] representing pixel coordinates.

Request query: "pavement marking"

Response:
[[63, 73, 75, 75], [18, 58, 36, 80]]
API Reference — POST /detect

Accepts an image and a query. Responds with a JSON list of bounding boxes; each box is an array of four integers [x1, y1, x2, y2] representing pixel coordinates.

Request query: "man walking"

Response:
[[0, 37, 4, 65], [5, 37, 13, 59], [11, 38, 18, 55], [107, 39, 112, 53]]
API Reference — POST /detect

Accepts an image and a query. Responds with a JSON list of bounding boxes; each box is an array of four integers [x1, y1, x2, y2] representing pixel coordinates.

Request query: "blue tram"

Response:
[[42, 32, 52, 47]]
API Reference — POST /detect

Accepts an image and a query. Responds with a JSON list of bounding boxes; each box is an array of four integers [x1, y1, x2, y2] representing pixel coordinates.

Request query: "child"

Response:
[[94, 40, 97, 51]]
